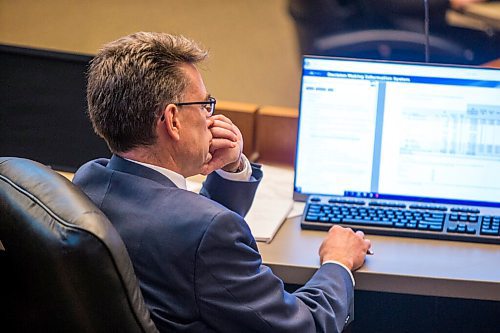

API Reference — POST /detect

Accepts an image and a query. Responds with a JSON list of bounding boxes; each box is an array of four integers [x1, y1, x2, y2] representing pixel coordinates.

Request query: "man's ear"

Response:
[[161, 104, 181, 141]]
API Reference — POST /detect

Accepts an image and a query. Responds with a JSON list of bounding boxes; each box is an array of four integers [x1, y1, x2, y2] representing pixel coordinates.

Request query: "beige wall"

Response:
[[0, 0, 302, 108]]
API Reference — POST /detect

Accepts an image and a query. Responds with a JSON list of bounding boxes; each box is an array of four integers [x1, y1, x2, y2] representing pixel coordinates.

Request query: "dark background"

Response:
[[0, 44, 110, 172]]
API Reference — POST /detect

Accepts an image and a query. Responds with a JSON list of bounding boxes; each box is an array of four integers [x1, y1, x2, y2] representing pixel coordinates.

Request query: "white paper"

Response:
[[245, 164, 294, 243]]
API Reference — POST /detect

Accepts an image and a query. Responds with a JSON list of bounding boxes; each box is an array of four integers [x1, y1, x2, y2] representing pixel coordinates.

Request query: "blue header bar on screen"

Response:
[[303, 69, 500, 87]]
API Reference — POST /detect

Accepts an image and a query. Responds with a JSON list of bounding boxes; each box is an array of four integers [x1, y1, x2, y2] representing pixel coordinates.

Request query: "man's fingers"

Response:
[[210, 119, 235, 133], [211, 114, 233, 125], [210, 119, 240, 137], [210, 126, 238, 142], [210, 138, 236, 152], [365, 239, 373, 254], [355, 230, 372, 251], [205, 114, 243, 174], [201, 155, 228, 175]]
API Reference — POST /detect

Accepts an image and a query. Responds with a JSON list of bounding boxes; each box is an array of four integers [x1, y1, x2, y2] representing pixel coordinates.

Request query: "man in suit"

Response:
[[73, 32, 371, 332]]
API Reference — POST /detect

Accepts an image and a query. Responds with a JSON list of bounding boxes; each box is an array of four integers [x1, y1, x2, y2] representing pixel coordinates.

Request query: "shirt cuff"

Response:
[[322, 260, 355, 287], [214, 154, 252, 182]]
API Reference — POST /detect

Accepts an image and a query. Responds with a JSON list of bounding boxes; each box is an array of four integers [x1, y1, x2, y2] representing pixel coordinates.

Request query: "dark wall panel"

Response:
[[0, 45, 110, 172]]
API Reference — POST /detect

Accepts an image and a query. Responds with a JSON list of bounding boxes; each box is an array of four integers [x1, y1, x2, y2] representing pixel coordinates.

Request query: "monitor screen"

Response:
[[294, 56, 500, 207], [0, 44, 110, 172]]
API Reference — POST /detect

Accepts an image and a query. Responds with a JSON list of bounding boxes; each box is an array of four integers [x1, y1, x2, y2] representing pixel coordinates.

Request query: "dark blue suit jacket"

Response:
[[73, 155, 354, 332]]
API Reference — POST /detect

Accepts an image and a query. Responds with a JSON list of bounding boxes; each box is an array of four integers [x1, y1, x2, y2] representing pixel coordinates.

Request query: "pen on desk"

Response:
[[367, 249, 374, 255]]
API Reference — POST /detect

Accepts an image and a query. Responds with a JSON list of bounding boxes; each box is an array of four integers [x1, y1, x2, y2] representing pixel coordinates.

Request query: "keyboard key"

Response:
[[447, 225, 458, 232], [424, 217, 444, 223], [481, 229, 499, 236], [369, 201, 406, 208], [469, 216, 478, 223], [466, 226, 476, 234], [409, 204, 447, 211], [429, 225, 443, 231], [342, 218, 394, 227], [451, 207, 480, 214]]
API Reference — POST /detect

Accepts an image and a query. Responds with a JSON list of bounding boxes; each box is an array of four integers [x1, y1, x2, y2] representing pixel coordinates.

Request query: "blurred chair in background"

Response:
[[288, 0, 500, 64], [313, 29, 472, 64]]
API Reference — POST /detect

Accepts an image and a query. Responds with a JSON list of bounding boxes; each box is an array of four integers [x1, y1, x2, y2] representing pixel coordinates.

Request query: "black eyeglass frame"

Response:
[[175, 96, 216, 116]]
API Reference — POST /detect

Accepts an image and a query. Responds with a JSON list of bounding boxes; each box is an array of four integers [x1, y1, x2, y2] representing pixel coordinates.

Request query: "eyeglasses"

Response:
[[175, 96, 216, 117]]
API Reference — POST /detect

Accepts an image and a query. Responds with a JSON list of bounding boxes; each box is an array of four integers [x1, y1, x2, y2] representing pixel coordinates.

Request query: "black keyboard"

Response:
[[301, 196, 500, 245]]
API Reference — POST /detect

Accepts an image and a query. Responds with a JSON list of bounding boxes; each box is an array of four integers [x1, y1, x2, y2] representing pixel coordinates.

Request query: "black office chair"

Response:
[[313, 29, 475, 64], [0, 157, 158, 332]]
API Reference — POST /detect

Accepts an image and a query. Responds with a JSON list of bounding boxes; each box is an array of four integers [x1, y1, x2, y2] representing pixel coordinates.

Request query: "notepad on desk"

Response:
[[186, 164, 294, 243], [245, 164, 294, 243]]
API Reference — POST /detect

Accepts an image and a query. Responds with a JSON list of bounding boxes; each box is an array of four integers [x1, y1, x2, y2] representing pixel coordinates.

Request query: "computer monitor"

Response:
[[294, 56, 500, 207], [0, 44, 110, 172]]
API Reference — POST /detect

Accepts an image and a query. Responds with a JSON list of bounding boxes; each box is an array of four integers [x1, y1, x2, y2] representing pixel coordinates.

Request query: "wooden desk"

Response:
[[258, 215, 500, 301]]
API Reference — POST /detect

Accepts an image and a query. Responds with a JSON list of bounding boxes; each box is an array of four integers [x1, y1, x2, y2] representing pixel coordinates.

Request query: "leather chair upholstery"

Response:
[[0, 157, 158, 332]]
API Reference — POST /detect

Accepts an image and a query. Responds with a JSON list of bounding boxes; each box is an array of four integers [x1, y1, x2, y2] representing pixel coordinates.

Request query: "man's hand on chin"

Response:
[[201, 114, 244, 175]]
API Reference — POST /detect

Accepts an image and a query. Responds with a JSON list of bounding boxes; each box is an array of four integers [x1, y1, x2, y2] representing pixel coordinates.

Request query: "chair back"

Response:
[[0, 157, 158, 332], [314, 29, 474, 64]]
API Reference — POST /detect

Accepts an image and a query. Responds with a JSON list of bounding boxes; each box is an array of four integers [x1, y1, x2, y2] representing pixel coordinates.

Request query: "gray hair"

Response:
[[87, 32, 208, 153]]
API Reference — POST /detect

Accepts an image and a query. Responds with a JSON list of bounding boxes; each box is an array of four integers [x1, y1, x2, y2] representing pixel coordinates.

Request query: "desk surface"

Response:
[[258, 209, 500, 302]]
